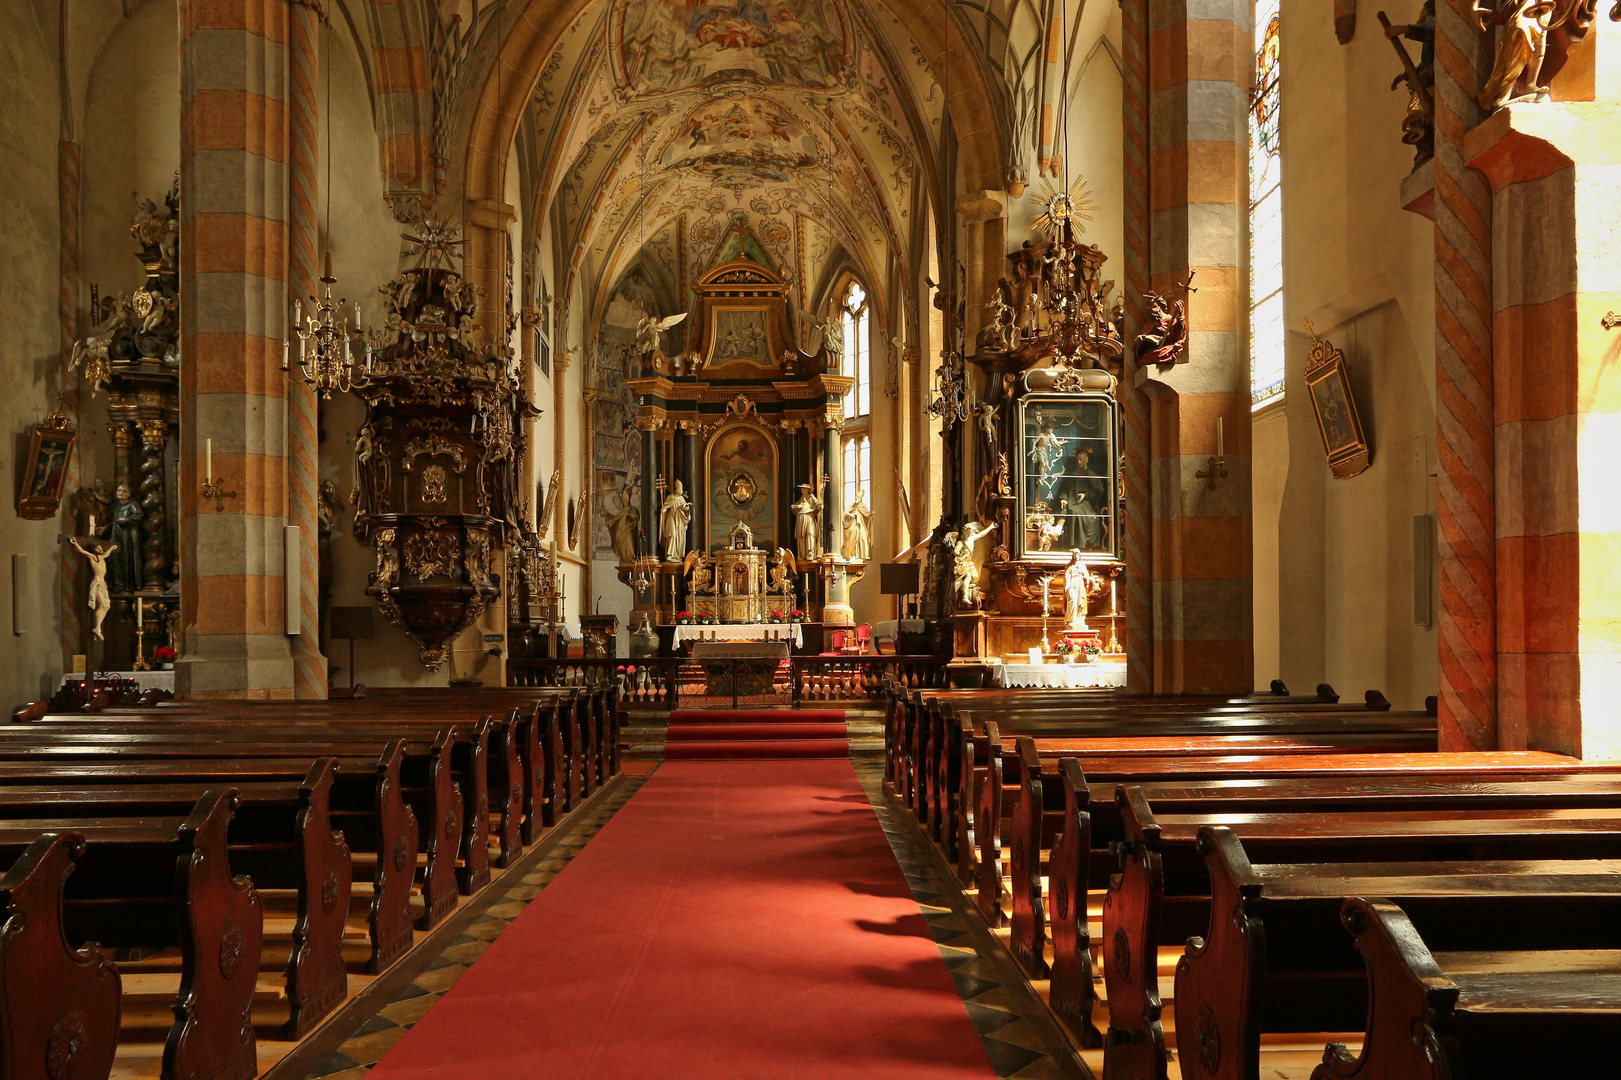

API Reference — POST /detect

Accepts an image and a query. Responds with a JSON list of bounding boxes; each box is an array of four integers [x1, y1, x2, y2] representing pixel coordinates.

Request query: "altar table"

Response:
[[674, 623, 803, 649], [991, 660, 1127, 689]]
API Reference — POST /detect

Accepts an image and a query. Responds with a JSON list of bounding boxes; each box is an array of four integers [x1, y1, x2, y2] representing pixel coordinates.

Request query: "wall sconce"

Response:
[[201, 438, 238, 512], [1195, 416, 1228, 489]]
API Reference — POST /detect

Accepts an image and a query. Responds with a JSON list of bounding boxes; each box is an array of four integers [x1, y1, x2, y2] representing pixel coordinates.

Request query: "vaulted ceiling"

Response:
[[520, 0, 949, 334]]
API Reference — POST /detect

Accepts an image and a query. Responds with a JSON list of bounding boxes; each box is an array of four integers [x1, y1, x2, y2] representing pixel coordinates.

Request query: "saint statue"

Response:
[[791, 482, 823, 560], [842, 498, 872, 562], [1063, 549, 1092, 630], [69, 538, 115, 640], [948, 520, 997, 609], [109, 484, 144, 592], [659, 480, 691, 562]]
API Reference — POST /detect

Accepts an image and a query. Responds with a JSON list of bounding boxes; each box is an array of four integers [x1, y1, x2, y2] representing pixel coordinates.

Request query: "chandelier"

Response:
[[283, 253, 372, 399], [928, 348, 971, 428]]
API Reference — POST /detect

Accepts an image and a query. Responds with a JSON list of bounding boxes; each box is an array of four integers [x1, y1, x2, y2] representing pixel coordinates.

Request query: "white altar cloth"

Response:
[[674, 624, 803, 649], [62, 670, 176, 693], [875, 619, 926, 641], [991, 660, 1126, 689]]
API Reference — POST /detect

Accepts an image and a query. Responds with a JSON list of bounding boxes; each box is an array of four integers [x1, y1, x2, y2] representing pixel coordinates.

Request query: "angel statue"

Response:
[[682, 549, 714, 594], [769, 547, 797, 596], [947, 519, 998, 609], [635, 312, 688, 375]]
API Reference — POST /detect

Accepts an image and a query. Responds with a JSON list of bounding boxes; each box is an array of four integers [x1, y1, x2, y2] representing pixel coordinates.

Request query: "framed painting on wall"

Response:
[[15, 405, 76, 520], [1303, 322, 1371, 479]]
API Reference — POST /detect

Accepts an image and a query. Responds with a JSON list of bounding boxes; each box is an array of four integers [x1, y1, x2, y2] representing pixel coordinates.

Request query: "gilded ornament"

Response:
[[404, 530, 458, 582]]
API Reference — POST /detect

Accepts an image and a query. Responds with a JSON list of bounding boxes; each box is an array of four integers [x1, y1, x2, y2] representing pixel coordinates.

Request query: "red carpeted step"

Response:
[[669, 708, 846, 725], [665, 723, 847, 741], [662, 739, 850, 760]]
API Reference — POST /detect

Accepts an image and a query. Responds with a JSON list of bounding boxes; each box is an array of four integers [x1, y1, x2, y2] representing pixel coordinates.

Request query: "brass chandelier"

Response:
[[283, 253, 371, 399]]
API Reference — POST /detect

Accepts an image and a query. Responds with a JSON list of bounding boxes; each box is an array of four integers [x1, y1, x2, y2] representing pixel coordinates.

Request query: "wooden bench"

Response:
[[1319, 895, 1621, 1080], [0, 832, 122, 1080], [0, 788, 262, 1080], [1123, 807, 1621, 1080], [0, 760, 349, 1038], [0, 745, 420, 966]]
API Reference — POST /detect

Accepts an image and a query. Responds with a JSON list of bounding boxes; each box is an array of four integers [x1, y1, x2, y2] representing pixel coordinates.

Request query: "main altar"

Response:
[[616, 239, 866, 646]]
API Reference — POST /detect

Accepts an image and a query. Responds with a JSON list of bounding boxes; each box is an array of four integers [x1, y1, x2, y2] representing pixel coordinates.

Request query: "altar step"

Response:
[[663, 709, 850, 760]]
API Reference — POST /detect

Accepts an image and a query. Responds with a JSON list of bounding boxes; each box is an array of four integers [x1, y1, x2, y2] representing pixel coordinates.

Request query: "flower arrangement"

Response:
[[790, 609, 806, 623], [698, 611, 718, 625], [1053, 639, 1075, 655], [768, 609, 785, 623], [153, 646, 177, 662], [676, 610, 692, 624], [1080, 641, 1102, 661]]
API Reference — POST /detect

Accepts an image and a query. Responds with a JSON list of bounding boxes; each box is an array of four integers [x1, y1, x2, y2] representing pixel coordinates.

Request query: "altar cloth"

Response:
[[674, 624, 803, 649], [991, 660, 1126, 689]]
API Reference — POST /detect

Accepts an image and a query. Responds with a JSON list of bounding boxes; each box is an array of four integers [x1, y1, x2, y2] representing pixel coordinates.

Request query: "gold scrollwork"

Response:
[[404, 529, 458, 582], [401, 434, 467, 473], [421, 464, 448, 503]]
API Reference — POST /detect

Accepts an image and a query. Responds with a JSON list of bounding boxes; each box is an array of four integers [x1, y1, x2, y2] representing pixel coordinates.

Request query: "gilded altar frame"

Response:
[[1303, 326, 1371, 479], [703, 420, 780, 552], [1014, 391, 1119, 563]]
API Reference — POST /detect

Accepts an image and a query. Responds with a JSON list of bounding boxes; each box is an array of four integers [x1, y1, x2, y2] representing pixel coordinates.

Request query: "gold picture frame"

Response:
[[1303, 321, 1370, 479], [15, 405, 76, 520]]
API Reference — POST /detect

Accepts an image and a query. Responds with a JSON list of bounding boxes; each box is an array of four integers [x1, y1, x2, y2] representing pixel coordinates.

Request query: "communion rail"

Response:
[[505, 655, 950, 710]]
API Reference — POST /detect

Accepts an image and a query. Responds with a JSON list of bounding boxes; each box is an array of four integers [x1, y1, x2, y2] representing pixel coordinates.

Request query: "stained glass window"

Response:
[[1249, 4, 1284, 409], [843, 435, 870, 510]]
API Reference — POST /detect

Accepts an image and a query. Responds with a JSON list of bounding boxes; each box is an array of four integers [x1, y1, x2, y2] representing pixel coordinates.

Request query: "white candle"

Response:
[[1111, 578, 1117, 613], [136, 601, 143, 629], [87, 514, 96, 535], [282, 337, 290, 370], [1216, 416, 1225, 458], [206, 438, 213, 479]]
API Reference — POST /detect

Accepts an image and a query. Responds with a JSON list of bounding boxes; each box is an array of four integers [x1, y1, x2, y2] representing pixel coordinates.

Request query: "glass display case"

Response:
[[1017, 392, 1117, 561]]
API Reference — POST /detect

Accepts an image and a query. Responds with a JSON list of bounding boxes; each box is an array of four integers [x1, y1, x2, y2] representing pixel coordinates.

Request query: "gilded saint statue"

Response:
[[1472, 0, 1594, 111], [69, 537, 115, 641], [842, 497, 872, 562], [791, 482, 823, 560], [659, 480, 691, 563]]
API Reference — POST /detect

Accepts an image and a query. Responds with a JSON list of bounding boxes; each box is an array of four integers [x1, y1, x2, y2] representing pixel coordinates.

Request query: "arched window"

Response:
[[841, 281, 870, 420], [1249, 3, 1284, 409], [843, 434, 871, 511]]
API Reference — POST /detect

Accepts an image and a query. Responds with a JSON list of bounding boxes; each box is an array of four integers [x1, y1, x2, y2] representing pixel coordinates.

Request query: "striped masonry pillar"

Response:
[[1138, 0, 1253, 694], [1431, 0, 1497, 748], [1463, 70, 1621, 756], [176, 0, 296, 698], [286, 0, 326, 698], [58, 137, 83, 668], [1119, 0, 1153, 692]]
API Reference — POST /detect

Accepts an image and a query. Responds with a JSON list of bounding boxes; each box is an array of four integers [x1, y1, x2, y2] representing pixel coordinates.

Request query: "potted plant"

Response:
[[676, 610, 692, 625], [153, 646, 177, 671], [768, 609, 784, 623], [1080, 641, 1102, 664], [790, 609, 806, 624], [1054, 639, 1077, 664]]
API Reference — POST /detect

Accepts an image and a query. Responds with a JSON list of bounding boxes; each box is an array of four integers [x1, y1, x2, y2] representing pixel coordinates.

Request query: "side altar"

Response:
[[615, 245, 867, 637]]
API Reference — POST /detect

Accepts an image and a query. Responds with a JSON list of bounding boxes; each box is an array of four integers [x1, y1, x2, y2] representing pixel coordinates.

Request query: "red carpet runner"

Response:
[[664, 708, 849, 759], [366, 760, 996, 1079]]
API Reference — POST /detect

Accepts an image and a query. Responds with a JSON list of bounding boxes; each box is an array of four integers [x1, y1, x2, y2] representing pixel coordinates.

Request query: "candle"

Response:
[[353, 300, 362, 332], [1216, 416, 1225, 458], [87, 514, 95, 536], [136, 601, 142, 629], [206, 438, 213, 479], [282, 336, 290, 371], [1111, 578, 1117, 613]]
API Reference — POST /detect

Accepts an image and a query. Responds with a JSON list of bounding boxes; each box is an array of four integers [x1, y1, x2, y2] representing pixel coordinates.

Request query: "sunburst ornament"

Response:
[[1028, 174, 1098, 239]]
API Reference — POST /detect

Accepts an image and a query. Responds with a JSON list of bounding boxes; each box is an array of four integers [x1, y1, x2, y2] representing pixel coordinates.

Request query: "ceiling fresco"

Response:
[[524, 0, 943, 329]]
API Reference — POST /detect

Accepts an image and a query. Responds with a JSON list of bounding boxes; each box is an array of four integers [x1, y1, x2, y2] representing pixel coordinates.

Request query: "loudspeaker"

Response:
[[1412, 514, 1435, 627]]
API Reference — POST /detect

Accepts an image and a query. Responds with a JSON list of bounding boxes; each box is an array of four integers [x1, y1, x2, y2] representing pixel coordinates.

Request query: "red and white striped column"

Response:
[[176, 0, 296, 698], [1119, 0, 1153, 692]]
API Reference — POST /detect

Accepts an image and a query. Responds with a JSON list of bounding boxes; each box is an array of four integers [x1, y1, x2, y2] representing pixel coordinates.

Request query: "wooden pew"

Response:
[[1319, 895, 1621, 1080], [0, 761, 350, 1038], [0, 832, 122, 1080], [0, 749, 419, 968], [0, 788, 263, 1080], [1120, 807, 1621, 1080], [0, 725, 466, 929]]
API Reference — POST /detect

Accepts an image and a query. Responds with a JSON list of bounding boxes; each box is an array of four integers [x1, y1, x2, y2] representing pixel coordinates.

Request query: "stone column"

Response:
[[176, 0, 295, 698], [1119, 0, 1154, 692], [1430, 0, 1498, 748], [823, 421, 842, 557], [1463, 73, 1621, 756], [285, 0, 326, 697], [1134, 0, 1254, 694]]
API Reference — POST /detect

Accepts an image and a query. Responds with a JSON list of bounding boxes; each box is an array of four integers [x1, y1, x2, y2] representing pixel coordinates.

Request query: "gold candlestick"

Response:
[[132, 600, 150, 672]]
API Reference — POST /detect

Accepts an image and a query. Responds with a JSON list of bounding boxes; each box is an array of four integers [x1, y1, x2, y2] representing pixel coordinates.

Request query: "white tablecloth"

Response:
[[992, 660, 1127, 689], [63, 670, 176, 692], [674, 624, 803, 648], [875, 619, 926, 640]]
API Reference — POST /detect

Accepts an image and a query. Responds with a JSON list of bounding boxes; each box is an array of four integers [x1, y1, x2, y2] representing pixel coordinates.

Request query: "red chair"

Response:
[[853, 624, 873, 654], [826, 630, 848, 655]]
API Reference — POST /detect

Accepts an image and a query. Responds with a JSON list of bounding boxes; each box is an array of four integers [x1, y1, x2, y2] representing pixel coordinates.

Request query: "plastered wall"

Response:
[[1259, 2, 1439, 709]]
